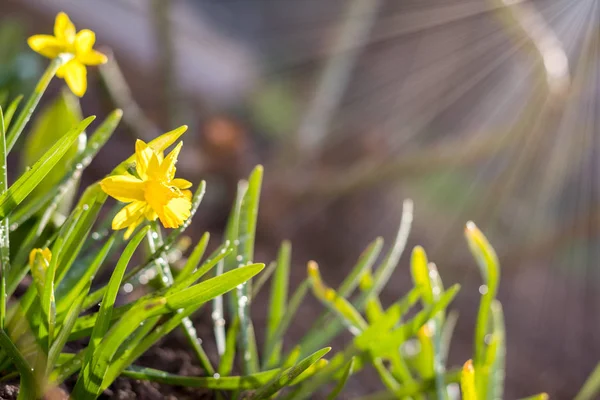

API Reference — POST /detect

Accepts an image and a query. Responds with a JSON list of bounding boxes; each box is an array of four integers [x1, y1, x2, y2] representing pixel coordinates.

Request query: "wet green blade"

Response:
[[249, 347, 331, 400], [0, 116, 95, 218]]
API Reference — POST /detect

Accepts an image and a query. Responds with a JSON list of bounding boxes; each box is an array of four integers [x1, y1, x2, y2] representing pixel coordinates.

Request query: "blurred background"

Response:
[[1, 0, 599, 398]]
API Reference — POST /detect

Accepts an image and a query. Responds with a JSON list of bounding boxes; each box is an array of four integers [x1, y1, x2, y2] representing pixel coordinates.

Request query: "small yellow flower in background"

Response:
[[100, 136, 193, 239], [27, 12, 107, 97]]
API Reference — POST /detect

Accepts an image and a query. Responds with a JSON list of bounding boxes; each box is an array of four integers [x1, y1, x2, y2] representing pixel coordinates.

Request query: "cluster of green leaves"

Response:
[[0, 40, 599, 400]]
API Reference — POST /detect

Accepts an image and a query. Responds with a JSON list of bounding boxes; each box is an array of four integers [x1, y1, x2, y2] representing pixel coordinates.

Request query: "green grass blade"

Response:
[[73, 227, 149, 397], [47, 284, 89, 374], [56, 233, 117, 316], [122, 365, 282, 390], [575, 363, 600, 400], [325, 357, 355, 400], [337, 237, 384, 298], [236, 165, 263, 374], [0, 116, 95, 218], [8, 109, 121, 231], [465, 221, 500, 371], [251, 260, 277, 298], [218, 315, 239, 376], [0, 329, 36, 399], [166, 263, 265, 309], [263, 280, 310, 364], [3, 95, 23, 129], [176, 232, 210, 281], [0, 108, 8, 329], [249, 347, 331, 400], [264, 240, 291, 368], [461, 360, 477, 400], [6, 56, 64, 153], [518, 394, 549, 400]]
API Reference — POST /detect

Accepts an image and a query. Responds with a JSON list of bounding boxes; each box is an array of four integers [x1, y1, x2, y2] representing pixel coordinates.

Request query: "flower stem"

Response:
[[6, 56, 67, 153], [146, 222, 216, 375]]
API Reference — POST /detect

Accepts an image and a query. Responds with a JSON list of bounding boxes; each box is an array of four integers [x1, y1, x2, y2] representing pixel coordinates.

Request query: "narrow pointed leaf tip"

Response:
[[461, 359, 477, 400]]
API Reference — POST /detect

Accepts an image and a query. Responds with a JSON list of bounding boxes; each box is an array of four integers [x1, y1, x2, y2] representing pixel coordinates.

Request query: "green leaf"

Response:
[[236, 165, 263, 374], [325, 357, 355, 400], [0, 116, 95, 218], [338, 237, 384, 298], [249, 347, 331, 400], [217, 315, 239, 376], [461, 360, 477, 400], [465, 222, 501, 388], [3, 95, 23, 130], [47, 284, 89, 375], [21, 90, 84, 216], [9, 109, 121, 230], [73, 227, 149, 397], [166, 263, 265, 310], [263, 280, 310, 365], [0, 108, 8, 330], [575, 363, 600, 400], [122, 365, 282, 390], [175, 232, 210, 281], [518, 395, 549, 400], [56, 234, 117, 316], [264, 240, 291, 368]]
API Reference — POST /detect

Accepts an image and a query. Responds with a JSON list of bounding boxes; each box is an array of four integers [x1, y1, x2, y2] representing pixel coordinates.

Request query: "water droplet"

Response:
[[479, 285, 488, 295], [220, 249, 226, 254], [432, 287, 441, 296], [9, 223, 17, 231], [428, 269, 438, 279], [236, 284, 244, 290], [75, 163, 83, 170], [162, 276, 169, 283], [139, 275, 149, 285], [82, 204, 89, 211], [152, 232, 159, 239], [91, 232, 101, 240], [484, 334, 493, 344], [236, 255, 243, 262], [213, 373, 220, 379], [233, 240, 240, 246], [123, 283, 134, 293]]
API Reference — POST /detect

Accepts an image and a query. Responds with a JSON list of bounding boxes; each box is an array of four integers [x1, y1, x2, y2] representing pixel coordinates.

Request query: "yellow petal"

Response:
[[124, 215, 145, 240], [135, 140, 153, 179], [62, 60, 87, 97], [171, 178, 192, 189], [158, 196, 192, 229], [29, 248, 52, 268], [54, 12, 76, 44], [112, 201, 146, 230], [27, 35, 66, 59], [74, 29, 95, 53], [146, 152, 163, 180], [120, 126, 188, 168], [100, 174, 145, 202], [159, 142, 182, 181], [79, 49, 107, 65]]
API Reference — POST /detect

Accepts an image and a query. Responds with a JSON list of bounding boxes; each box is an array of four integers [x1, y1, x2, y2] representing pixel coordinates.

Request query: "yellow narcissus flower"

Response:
[[100, 139, 193, 239], [27, 12, 107, 97]]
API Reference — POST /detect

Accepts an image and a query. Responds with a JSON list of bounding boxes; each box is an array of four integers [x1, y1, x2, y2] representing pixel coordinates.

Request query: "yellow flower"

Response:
[[29, 248, 52, 268], [27, 12, 107, 97], [100, 139, 193, 239]]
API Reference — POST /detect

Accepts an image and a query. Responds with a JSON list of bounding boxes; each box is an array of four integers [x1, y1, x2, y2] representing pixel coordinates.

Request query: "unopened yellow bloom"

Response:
[[29, 248, 52, 268], [27, 12, 107, 97], [100, 138, 193, 239]]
